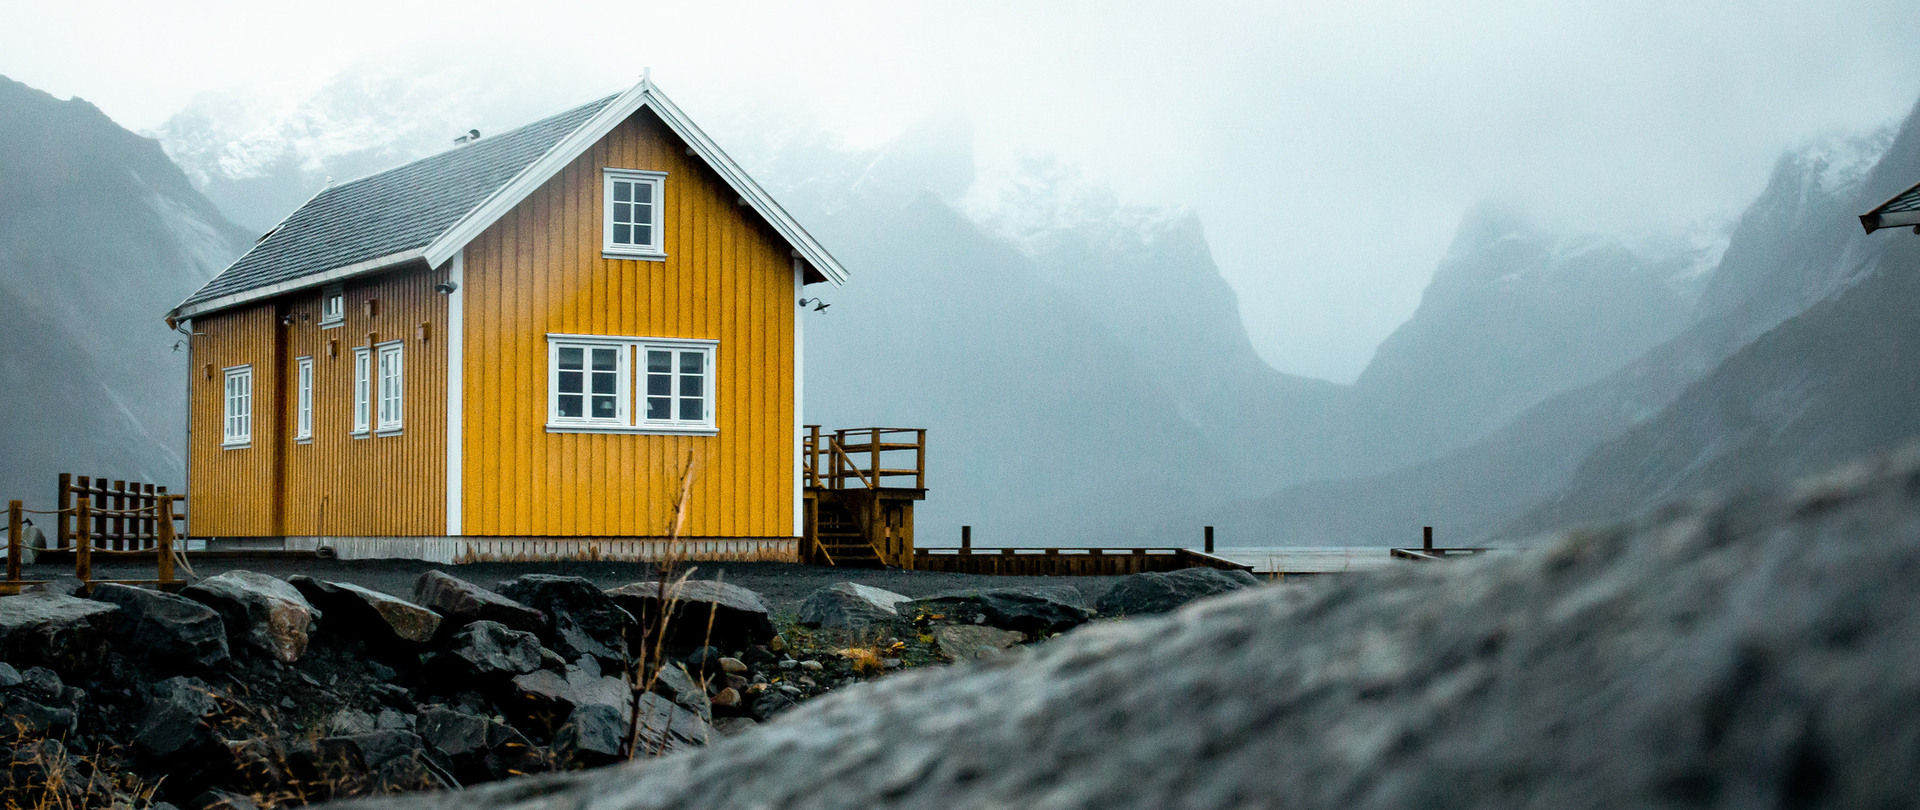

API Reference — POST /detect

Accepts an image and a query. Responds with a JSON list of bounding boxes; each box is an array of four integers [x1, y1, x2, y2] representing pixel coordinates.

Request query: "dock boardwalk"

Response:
[[914, 546, 1252, 576], [1210, 546, 1403, 575]]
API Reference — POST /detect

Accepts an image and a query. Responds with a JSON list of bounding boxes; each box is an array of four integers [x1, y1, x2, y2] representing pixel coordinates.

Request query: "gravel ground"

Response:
[[29, 558, 1128, 616]]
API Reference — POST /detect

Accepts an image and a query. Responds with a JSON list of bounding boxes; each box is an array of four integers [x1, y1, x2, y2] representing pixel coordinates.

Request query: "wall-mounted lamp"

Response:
[[434, 282, 458, 295]]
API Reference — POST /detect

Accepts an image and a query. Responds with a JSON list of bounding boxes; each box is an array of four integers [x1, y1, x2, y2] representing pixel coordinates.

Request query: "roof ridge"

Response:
[[317, 92, 621, 197]]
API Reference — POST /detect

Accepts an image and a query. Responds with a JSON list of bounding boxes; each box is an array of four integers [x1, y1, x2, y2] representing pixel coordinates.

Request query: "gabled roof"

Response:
[[171, 78, 847, 321], [1860, 179, 1920, 233]]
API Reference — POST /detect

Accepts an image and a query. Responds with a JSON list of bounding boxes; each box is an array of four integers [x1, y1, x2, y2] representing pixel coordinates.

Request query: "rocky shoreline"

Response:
[[0, 560, 1256, 808]]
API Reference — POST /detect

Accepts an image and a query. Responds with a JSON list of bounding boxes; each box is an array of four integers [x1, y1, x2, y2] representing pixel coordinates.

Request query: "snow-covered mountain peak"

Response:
[[961, 154, 1192, 255]]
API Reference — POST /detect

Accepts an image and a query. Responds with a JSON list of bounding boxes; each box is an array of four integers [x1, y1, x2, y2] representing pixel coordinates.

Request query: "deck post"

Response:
[[1424, 526, 1433, 553], [961, 525, 971, 553], [6, 501, 20, 586], [55, 473, 71, 549], [157, 496, 177, 585], [1205, 526, 1214, 554], [74, 500, 91, 585]]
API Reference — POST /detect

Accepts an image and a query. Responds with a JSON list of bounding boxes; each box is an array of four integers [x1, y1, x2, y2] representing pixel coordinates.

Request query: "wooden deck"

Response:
[[915, 546, 1251, 576]]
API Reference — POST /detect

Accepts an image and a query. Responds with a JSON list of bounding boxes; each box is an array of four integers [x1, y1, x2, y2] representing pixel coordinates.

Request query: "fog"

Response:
[[5, 0, 1919, 381]]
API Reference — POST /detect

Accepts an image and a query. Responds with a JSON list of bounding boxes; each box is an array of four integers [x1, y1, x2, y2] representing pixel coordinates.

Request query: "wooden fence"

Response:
[[0, 474, 188, 595]]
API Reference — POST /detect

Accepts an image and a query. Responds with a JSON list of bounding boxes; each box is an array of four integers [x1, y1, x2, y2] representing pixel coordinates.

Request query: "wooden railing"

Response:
[[4, 476, 187, 594], [804, 426, 925, 491]]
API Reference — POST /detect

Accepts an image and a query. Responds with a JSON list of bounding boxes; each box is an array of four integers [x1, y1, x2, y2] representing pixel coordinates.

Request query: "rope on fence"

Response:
[[18, 504, 171, 516]]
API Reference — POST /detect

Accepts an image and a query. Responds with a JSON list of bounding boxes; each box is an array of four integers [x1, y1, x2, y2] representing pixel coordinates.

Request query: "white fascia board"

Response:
[[422, 79, 849, 287], [169, 248, 427, 321]]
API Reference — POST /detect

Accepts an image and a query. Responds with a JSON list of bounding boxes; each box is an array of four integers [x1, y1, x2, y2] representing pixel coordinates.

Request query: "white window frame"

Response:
[[222, 365, 252, 449], [602, 169, 667, 260], [547, 339, 631, 429], [320, 284, 345, 327], [545, 333, 716, 435], [375, 340, 404, 435], [352, 347, 371, 436], [294, 356, 314, 442]]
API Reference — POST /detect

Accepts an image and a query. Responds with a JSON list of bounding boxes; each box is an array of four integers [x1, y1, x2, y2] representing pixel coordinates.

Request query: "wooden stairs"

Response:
[[802, 426, 926, 569]]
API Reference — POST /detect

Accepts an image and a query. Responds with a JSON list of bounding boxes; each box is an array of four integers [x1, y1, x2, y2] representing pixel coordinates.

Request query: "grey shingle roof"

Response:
[[177, 94, 616, 312], [1861, 180, 1920, 233]]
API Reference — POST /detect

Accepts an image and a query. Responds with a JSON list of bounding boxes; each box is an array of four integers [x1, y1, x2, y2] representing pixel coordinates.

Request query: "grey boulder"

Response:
[[1092, 567, 1262, 618], [412, 570, 544, 634], [495, 574, 631, 665], [608, 578, 776, 649], [0, 591, 119, 673], [445, 620, 542, 677], [933, 624, 1025, 662], [182, 571, 320, 663], [339, 449, 1920, 810], [905, 586, 1094, 638], [90, 582, 230, 670], [796, 582, 912, 631], [289, 576, 441, 645]]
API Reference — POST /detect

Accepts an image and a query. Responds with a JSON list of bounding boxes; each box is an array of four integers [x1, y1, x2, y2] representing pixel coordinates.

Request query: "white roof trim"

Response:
[[171, 248, 426, 321], [422, 78, 848, 286]]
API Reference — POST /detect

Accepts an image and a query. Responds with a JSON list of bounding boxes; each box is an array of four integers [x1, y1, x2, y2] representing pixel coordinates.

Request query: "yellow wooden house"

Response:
[[166, 77, 918, 564]]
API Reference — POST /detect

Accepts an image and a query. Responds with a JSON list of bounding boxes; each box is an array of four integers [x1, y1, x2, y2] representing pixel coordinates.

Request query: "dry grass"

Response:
[[0, 719, 160, 810]]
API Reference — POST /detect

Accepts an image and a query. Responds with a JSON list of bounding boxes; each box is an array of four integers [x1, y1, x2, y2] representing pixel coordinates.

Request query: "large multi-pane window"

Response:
[[222, 366, 252, 448], [376, 342, 404, 433], [294, 356, 314, 441], [546, 335, 714, 434], [352, 347, 371, 435], [602, 169, 666, 257]]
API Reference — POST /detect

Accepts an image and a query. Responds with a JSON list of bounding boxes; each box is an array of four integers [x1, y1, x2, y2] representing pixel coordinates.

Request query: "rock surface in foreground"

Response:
[[354, 450, 1920, 809]]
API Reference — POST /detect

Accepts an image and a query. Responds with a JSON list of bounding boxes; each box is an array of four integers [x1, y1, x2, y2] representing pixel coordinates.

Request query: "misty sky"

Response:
[[6, 0, 1919, 382]]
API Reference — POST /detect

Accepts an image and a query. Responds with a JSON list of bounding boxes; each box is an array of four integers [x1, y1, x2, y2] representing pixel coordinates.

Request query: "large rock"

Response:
[[796, 582, 912, 631], [415, 706, 535, 784], [412, 570, 544, 635], [904, 586, 1094, 638], [289, 575, 441, 645], [495, 574, 631, 664], [134, 676, 222, 764], [508, 657, 631, 736], [444, 620, 542, 677], [1092, 567, 1263, 618], [90, 582, 230, 670], [0, 591, 118, 673], [345, 450, 1920, 810], [608, 578, 776, 650], [933, 625, 1025, 662], [182, 571, 320, 663]]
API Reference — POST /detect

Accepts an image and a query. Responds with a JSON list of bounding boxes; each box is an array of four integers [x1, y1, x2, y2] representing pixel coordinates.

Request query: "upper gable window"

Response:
[[320, 284, 345, 326], [603, 169, 667, 259]]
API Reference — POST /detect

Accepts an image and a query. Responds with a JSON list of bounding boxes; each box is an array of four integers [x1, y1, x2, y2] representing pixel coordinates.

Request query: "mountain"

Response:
[[0, 77, 250, 507], [1510, 110, 1920, 534], [1334, 205, 1721, 473], [1220, 121, 1900, 547]]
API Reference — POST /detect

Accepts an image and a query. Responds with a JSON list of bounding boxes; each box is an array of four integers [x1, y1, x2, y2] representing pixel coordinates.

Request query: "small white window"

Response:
[[222, 366, 252, 448], [545, 335, 714, 435], [294, 356, 314, 442], [376, 341, 404, 433], [549, 341, 629, 426], [352, 347, 371, 435], [320, 285, 345, 326], [603, 169, 666, 258]]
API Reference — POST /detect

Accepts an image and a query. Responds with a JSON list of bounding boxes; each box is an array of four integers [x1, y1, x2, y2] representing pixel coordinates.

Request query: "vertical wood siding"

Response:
[[461, 107, 796, 538], [187, 268, 448, 536]]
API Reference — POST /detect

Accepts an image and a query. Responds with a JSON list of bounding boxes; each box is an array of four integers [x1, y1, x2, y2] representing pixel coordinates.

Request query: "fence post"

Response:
[[157, 496, 176, 585], [961, 525, 971, 553], [1205, 525, 1214, 555], [6, 501, 20, 586], [56, 473, 71, 549], [74, 499, 92, 585], [1424, 526, 1433, 553]]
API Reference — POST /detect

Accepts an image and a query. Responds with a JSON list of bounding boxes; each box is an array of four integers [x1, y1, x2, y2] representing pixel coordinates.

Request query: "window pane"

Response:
[[634, 224, 651, 246], [678, 372, 701, 397], [590, 372, 615, 395], [592, 395, 617, 419], [558, 346, 583, 370], [647, 350, 670, 373], [613, 224, 630, 244], [558, 394, 583, 418], [647, 397, 671, 420], [614, 181, 630, 203], [679, 351, 702, 374], [591, 348, 617, 371], [634, 182, 651, 204], [679, 397, 701, 422], [558, 370, 583, 393], [647, 373, 670, 396], [615, 202, 632, 224]]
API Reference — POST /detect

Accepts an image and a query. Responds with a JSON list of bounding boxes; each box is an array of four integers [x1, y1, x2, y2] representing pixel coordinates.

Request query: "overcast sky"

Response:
[[6, 0, 1919, 382]]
